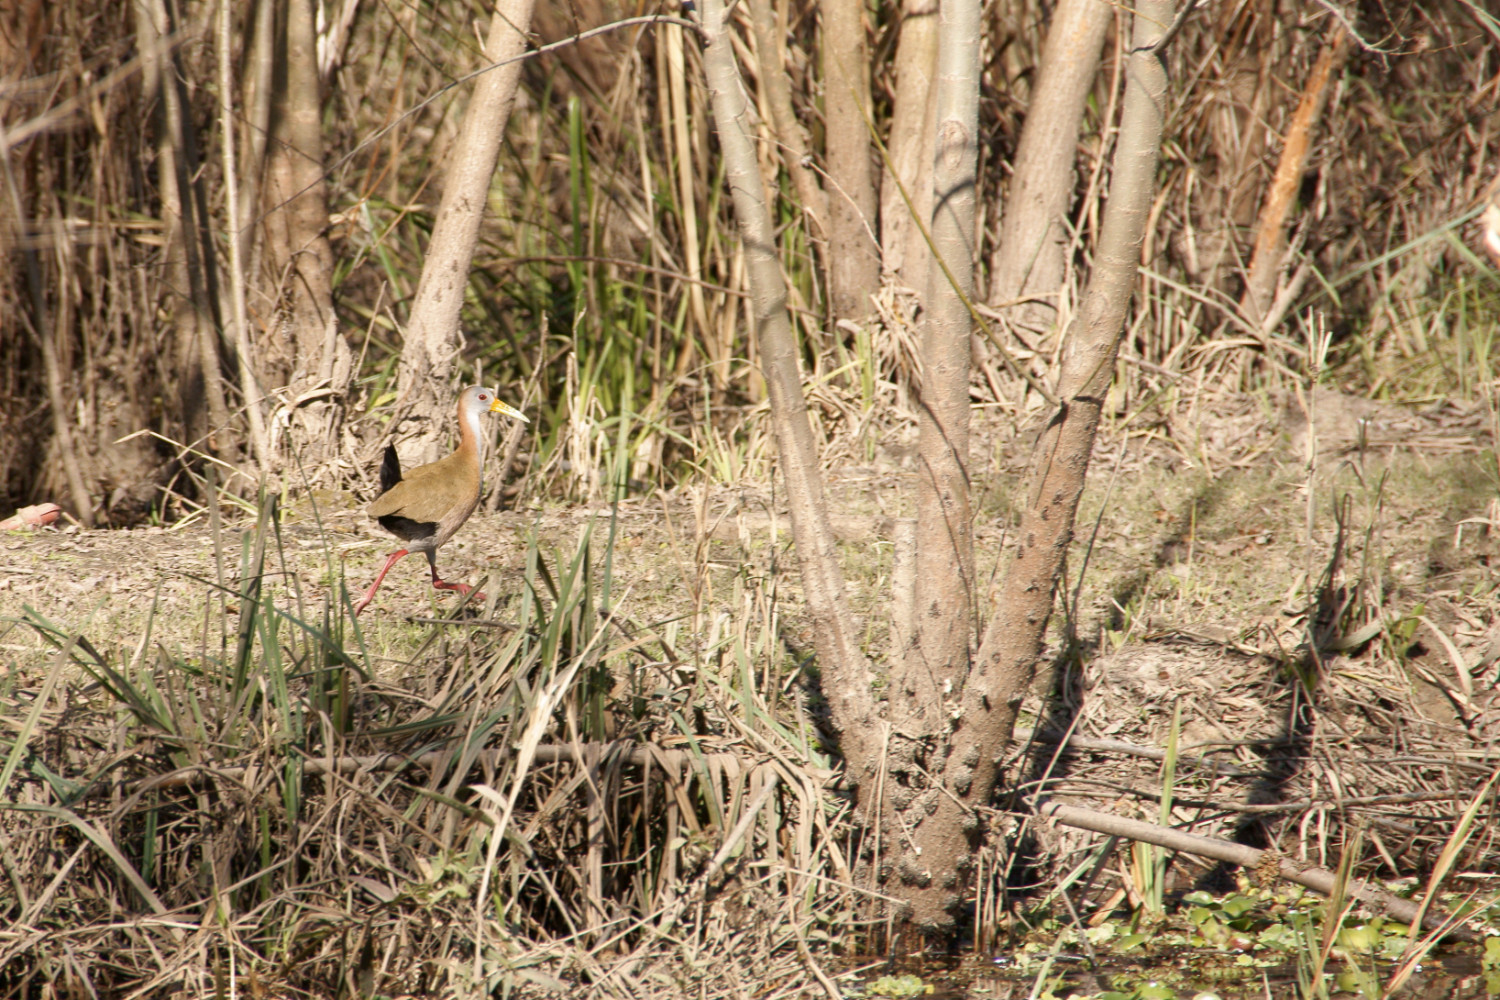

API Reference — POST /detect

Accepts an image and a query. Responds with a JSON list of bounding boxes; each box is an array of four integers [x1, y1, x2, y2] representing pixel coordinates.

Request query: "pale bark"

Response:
[[748, 0, 828, 237], [664, 22, 714, 381], [220, 0, 269, 471], [889, 518, 916, 667], [698, 0, 876, 768], [897, 0, 1174, 934], [961, 0, 1175, 885], [986, 0, 1111, 335], [397, 0, 537, 464], [238, 0, 274, 270], [898, 0, 979, 730], [821, 0, 880, 322], [880, 0, 939, 292], [699, 0, 1176, 940]]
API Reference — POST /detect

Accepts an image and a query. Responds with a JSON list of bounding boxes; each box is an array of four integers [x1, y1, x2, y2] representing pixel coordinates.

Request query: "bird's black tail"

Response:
[[378, 444, 402, 494]]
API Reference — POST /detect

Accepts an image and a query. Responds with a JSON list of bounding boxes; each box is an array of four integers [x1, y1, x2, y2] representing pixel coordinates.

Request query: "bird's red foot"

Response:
[[433, 578, 485, 603]]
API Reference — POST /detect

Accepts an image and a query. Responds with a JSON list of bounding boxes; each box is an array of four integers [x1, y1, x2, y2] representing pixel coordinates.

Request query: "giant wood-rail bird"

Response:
[[354, 386, 527, 615]]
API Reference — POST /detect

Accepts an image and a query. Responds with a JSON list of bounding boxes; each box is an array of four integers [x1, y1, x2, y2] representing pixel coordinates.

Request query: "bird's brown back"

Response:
[[368, 449, 480, 524]]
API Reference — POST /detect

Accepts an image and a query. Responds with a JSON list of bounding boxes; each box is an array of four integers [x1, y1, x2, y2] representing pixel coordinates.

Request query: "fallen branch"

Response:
[[1023, 774, 1470, 816], [1038, 799, 1482, 942]]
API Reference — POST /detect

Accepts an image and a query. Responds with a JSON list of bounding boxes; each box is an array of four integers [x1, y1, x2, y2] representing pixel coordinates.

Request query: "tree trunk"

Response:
[[698, 0, 878, 770], [985, 0, 1111, 336], [886, 0, 981, 935], [958, 0, 1174, 915], [663, 20, 714, 382], [137, 0, 230, 453], [396, 0, 537, 464], [707, 0, 1175, 941], [821, 0, 879, 324], [890, 0, 1174, 936], [748, 0, 828, 244], [256, 0, 351, 472], [880, 0, 939, 294]]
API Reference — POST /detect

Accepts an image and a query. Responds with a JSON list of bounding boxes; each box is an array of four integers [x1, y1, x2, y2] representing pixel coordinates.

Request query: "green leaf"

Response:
[[1136, 984, 1177, 1000], [1220, 894, 1257, 918]]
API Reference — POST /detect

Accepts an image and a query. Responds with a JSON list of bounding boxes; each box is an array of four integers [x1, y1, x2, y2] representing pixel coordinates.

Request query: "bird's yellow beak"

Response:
[[490, 398, 529, 422]]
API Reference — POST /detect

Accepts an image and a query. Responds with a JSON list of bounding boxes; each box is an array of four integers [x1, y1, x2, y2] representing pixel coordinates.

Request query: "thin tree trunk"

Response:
[[221, 0, 270, 471], [698, 0, 877, 769], [138, 0, 230, 451], [237, 0, 274, 288], [880, 0, 939, 293], [396, 0, 536, 464], [986, 0, 1111, 335], [176, 19, 232, 448], [748, 0, 828, 240], [960, 0, 1175, 884], [664, 21, 713, 382], [821, 0, 879, 323], [899, 0, 979, 730], [256, 0, 350, 471]]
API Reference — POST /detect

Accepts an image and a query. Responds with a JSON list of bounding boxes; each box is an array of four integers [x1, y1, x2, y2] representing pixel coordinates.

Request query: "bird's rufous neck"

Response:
[[455, 395, 484, 463]]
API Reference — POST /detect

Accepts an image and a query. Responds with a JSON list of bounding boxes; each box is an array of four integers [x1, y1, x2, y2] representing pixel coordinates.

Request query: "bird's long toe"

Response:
[[432, 578, 484, 602]]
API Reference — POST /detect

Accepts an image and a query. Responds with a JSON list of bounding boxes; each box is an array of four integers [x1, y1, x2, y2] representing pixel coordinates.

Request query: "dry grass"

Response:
[[5, 0, 1500, 993], [0, 500, 869, 997], [5, 381, 1500, 995]]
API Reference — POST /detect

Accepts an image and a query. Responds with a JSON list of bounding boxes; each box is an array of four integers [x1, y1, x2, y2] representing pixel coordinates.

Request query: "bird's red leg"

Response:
[[354, 548, 410, 615], [428, 556, 484, 603]]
